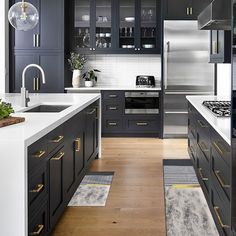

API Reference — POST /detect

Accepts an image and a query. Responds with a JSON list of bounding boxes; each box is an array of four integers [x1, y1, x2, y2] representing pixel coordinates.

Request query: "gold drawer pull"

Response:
[[214, 207, 230, 229], [213, 141, 227, 155], [198, 120, 208, 128], [30, 184, 44, 193], [198, 168, 208, 181], [199, 141, 209, 153], [190, 7, 193, 15], [108, 122, 117, 126], [109, 94, 117, 98], [214, 170, 230, 188], [186, 7, 189, 15], [75, 138, 81, 152], [212, 41, 218, 55], [137, 122, 148, 126], [51, 151, 64, 161], [33, 150, 46, 158], [109, 106, 118, 110], [87, 108, 96, 115], [50, 135, 64, 143], [30, 224, 44, 235]]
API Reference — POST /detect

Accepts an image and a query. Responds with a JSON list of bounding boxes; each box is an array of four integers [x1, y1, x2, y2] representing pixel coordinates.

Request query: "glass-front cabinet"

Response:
[[72, 0, 161, 54]]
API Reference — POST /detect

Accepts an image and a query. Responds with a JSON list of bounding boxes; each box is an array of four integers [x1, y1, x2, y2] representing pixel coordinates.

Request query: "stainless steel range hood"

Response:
[[198, 0, 231, 30]]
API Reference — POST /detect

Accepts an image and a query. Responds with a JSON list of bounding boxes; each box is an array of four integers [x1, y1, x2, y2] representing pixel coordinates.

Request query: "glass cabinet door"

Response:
[[119, 0, 136, 50], [74, 0, 91, 49], [95, 0, 112, 50], [140, 0, 157, 50]]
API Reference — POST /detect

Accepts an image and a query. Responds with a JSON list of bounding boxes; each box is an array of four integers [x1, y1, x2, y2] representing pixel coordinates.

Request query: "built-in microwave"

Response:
[[125, 91, 159, 114]]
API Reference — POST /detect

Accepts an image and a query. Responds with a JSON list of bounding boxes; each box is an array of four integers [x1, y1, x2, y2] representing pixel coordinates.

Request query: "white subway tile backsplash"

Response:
[[85, 54, 162, 86]]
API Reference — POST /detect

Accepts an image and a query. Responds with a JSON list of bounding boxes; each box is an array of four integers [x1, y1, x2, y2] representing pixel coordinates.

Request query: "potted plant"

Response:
[[68, 53, 87, 88], [83, 69, 101, 87], [0, 99, 14, 120]]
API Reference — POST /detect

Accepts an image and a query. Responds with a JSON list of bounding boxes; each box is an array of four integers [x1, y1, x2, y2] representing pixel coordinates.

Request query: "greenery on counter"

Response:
[[68, 53, 87, 71], [82, 69, 101, 82], [0, 99, 14, 120]]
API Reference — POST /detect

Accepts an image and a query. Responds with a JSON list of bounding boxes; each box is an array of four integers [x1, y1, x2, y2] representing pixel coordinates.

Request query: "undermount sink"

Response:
[[23, 105, 71, 113]]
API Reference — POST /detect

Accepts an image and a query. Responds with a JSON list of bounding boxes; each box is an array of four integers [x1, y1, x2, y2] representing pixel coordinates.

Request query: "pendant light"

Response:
[[8, 0, 39, 31]]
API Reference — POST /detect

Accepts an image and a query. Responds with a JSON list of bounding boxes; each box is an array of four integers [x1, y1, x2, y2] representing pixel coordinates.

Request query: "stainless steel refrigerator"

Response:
[[163, 20, 214, 138]]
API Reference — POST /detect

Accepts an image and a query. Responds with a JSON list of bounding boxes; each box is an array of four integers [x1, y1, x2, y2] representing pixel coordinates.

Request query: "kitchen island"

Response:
[[0, 93, 101, 236]]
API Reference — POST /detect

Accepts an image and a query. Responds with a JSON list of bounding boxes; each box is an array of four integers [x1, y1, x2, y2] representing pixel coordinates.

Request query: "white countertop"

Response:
[[186, 95, 231, 145], [0, 93, 101, 236], [65, 84, 162, 91]]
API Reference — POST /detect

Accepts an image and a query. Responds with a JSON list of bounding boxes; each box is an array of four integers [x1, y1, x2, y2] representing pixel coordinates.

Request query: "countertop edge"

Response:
[[65, 86, 162, 91]]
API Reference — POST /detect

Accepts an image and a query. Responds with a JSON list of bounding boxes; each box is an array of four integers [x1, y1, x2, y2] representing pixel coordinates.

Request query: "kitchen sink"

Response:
[[23, 105, 71, 113]]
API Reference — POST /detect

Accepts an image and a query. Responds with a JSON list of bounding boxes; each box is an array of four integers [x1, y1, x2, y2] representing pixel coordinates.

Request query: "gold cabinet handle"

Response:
[[214, 207, 230, 229], [109, 106, 118, 110], [186, 7, 189, 15], [30, 184, 44, 193], [190, 7, 193, 15], [109, 94, 117, 98], [214, 170, 230, 188], [50, 135, 64, 143], [197, 120, 208, 128], [213, 141, 227, 155], [75, 138, 81, 152], [33, 77, 36, 91], [136, 122, 148, 126], [30, 224, 44, 235], [108, 122, 117, 126], [33, 150, 46, 158], [87, 108, 96, 115], [212, 41, 218, 55], [36, 77, 40, 91], [51, 151, 64, 161], [199, 141, 209, 153], [198, 168, 208, 181]]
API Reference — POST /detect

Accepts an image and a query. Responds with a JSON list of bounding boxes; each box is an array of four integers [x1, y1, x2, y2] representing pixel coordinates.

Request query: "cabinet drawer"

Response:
[[126, 118, 159, 132], [102, 91, 124, 101], [211, 129, 231, 167], [47, 125, 64, 153], [28, 165, 48, 216], [103, 103, 123, 115], [103, 118, 123, 133], [197, 147, 210, 195], [28, 136, 48, 174], [212, 147, 231, 201], [211, 187, 231, 236], [197, 117, 211, 162], [29, 200, 48, 236]]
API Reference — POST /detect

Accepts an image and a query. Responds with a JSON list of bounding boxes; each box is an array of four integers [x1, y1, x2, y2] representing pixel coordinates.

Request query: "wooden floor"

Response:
[[52, 138, 188, 236]]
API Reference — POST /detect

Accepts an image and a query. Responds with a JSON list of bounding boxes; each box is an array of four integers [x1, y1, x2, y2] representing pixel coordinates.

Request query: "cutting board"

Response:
[[0, 116, 25, 128]]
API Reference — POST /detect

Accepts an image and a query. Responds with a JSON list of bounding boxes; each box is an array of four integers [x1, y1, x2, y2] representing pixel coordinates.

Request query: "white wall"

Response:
[[85, 54, 162, 86], [217, 64, 231, 99], [0, 0, 9, 93]]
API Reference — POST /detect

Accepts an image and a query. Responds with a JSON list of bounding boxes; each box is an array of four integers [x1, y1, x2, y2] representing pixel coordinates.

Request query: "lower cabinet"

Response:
[[27, 101, 99, 235], [188, 102, 231, 236]]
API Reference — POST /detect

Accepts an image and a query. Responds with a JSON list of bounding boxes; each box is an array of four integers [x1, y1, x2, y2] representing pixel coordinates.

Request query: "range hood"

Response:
[[198, 0, 231, 30]]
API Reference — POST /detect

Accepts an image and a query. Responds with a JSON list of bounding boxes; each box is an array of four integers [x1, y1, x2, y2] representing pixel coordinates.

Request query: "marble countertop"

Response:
[[65, 84, 162, 91], [186, 95, 231, 145]]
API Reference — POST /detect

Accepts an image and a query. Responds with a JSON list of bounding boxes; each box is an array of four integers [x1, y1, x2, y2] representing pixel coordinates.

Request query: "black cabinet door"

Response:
[[12, 53, 39, 93], [165, 0, 192, 19], [39, 53, 64, 93], [85, 106, 96, 162], [13, 0, 40, 50], [39, 0, 64, 50]]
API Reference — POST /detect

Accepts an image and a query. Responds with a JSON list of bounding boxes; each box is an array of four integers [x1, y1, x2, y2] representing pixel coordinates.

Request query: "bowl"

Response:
[[142, 44, 155, 49], [99, 33, 105, 37], [105, 33, 111, 37], [82, 15, 90, 21], [125, 17, 135, 22]]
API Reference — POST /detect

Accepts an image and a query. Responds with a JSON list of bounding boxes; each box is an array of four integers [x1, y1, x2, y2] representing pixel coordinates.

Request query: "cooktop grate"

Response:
[[202, 101, 231, 117]]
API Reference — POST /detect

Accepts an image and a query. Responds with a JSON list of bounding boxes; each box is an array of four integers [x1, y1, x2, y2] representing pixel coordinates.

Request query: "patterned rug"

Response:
[[163, 159, 219, 236], [68, 172, 114, 207]]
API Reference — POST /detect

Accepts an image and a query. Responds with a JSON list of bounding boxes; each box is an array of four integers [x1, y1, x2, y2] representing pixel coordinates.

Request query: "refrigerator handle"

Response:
[[164, 41, 170, 90]]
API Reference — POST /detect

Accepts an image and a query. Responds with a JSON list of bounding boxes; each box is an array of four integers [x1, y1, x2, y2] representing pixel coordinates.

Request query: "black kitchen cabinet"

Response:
[[164, 0, 211, 20], [187, 102, 232, 236], [71, 0, 161, 54], [210, 30, 231, 63]]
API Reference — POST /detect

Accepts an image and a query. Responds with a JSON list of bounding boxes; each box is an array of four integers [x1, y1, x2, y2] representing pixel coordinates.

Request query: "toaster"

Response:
[[136, 75, 155, 88]]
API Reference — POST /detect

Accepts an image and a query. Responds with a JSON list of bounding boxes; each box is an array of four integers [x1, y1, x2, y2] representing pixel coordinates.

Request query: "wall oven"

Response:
[[125, 92, 159, 114]]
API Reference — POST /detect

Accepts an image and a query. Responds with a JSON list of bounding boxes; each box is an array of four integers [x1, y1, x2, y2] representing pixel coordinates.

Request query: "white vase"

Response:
[[85, 81, 93, 87], [72, 70, 81, 88]]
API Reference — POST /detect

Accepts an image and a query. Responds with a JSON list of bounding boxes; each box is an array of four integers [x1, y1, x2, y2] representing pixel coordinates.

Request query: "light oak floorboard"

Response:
[[51, 138, 188, 236]]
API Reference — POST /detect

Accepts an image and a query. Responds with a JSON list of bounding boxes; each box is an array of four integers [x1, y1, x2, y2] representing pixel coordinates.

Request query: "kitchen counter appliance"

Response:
[[136, 75, 155, 88], [125, 91, 159, 114], [202, 101, 231, 117]]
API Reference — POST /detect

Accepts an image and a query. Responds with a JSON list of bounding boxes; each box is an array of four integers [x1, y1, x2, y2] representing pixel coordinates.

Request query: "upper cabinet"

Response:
[[71, 0, 161, 54], [164, 0, 211, 20]]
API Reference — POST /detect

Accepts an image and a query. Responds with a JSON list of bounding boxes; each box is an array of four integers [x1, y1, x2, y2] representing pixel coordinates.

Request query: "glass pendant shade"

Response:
[[8, 1, 39, 31]]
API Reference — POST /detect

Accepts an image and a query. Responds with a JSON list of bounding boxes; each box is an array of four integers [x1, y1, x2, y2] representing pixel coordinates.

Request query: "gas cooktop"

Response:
[[202, 101, 231, 117]]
